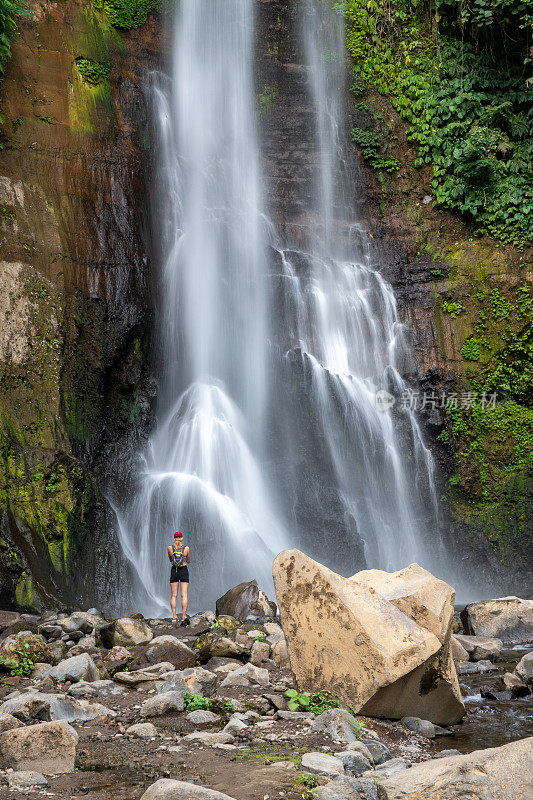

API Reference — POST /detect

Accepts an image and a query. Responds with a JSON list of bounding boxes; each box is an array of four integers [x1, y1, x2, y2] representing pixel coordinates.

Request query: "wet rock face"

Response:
[[0, 1, 165, 610]]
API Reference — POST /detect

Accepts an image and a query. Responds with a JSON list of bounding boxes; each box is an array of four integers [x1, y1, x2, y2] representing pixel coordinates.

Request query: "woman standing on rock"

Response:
[[168, 531, 190, 623]]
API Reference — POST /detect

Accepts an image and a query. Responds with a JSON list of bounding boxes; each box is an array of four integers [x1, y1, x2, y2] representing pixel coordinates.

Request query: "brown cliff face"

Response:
[[0, 0, 166, 610]]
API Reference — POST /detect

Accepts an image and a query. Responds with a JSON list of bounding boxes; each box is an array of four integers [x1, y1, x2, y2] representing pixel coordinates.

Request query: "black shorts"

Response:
[[170, 565, 189, 584]]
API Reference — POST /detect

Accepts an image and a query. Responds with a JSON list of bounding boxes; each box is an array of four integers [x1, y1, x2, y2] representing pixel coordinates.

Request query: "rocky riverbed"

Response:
[[0, 562, 531, 799]]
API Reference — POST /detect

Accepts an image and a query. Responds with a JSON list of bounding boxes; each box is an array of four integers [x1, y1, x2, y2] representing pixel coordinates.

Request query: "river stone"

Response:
[[0, 713, 24, 733], [182, 731, 235, 745], [380, 737, 533, 799], [220, 662, 269, 688], [0, 692, 113, 723], [315, 776, 378, 800], [460, 597, 533, 643], [0, 720, 78, 773], [311, 709, 361, 743], [141, 691, 185, 717], [114, 670, 160, 687], [274, 552, 464, 725], [450, 636, 469, 662], [113, 617, 153, 648], [0, 611, 21, 631], [141, 778, 238, 799], [498, 672, 530, 696], [368, 757, 410, 778], [126, 722, 158, 739], [456, 659, 494, 674], [362, 740, 391, 765], [342, 741, 373, 761], [301, 752, 345, 777], [515, 651, 533, 683], [0, 632, 51, 667], [43, 652, 100, 683], [130, 636, 195, 671], [249, 639, 271, 665], [401, 716, 436, 739], [7, 770, 49, 788], [216, 580, 277, 619], [157, 666, 219, 697], [336, 751, 372, 776], [186, 710, 219, 726], [197, 634, 245, 662], [453, 634, 503, 661]]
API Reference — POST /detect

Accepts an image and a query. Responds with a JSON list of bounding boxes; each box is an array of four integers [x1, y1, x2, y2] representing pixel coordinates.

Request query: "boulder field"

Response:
[[0, 568, 530, 799]]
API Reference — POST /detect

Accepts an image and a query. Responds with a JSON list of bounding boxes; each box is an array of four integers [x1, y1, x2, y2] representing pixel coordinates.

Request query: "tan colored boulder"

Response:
[[0, 720, 78, 774], [0, 713, 24, 733], [112, 617, 153, 648], [451, 637, 468, 662], [130, 636, 195, 671], [461, 597, 533, 642], [380, 736, 533, 799], [273, 550, 464, 725]]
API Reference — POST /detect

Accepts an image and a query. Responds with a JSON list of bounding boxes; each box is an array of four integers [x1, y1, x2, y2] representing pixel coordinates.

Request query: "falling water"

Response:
[[113, 0, 450, 616]]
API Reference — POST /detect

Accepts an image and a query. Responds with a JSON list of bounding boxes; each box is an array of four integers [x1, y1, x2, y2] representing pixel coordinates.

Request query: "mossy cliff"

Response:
[[0, 0, 162, 610], [341, 0, 532, 578]]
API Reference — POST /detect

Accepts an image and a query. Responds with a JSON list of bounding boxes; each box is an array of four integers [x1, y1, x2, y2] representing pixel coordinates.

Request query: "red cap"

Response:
[[174, 532, 183, 539]]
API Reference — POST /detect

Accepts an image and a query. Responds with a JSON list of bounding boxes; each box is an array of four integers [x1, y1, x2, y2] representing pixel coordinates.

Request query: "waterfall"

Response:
[[112, 0, 450, 616]]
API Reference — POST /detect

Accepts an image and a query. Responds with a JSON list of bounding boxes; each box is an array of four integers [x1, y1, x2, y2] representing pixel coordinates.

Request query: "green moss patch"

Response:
[[75, 57, 110, 85], [93, 0, 160, 30]]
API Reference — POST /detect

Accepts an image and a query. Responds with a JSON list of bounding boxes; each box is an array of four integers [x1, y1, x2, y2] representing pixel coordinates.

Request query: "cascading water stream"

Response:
[[112, 0, 453, 616]]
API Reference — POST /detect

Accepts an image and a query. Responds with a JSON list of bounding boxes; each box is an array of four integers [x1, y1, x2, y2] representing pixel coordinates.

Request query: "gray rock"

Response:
[[186, 710, 219, 726], [0, 610, 21, 631], [126, 722, 159, 739], [114, 670, 160, 687], [0, 692, 113, 723], [401, 716, 436, 739], [0, 720, 78, 774], [372, 757, 410, 777], [461, 597, 533, 643], [130, 636, 195, 671], [336, 750, 372, 776], [141, 691, 185, 718], [7, 771, 49, 788], [515, 651, 533, 684], [456, 659, 494, 675], [342, 741, 373, 762], [43, 652, 100, 683], [315, 776, 378, 800], [434, 749, 461, 758], [263, 693, 289, 711], [220, 662, 269, 688], [453, 634, 503, 662], [300, 752, 345, 777], [223, 716, 248, 736], [141, 778, 238, 799], [311, 709, 360, 743], [249, 639, 271, 665], [215, 580, 277, 619], [276, 710, 314, 720], [157, 666, 219, 697]]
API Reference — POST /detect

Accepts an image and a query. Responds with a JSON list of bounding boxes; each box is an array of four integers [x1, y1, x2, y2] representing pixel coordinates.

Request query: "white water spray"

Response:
[[113, 0, 450, 615]]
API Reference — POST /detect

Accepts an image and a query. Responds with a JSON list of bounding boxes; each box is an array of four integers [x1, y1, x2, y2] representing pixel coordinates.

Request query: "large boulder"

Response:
[[112, 617, 153, 648], [215, 580, 277, 619], [157, 666, 219, 697], [0, 632, 51, 667], [0, 691, 114, 723], [0, 611, 21, 631], [0, 720, 78, 774], [380, 737, 533, 799], [130, 636, 195, 671], [273, 551, 464, 725], [43, 653, 100, 683], [460, 597, 533, 642]]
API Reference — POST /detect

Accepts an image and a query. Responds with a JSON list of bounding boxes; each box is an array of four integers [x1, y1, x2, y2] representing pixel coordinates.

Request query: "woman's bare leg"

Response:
[[180, 581, 189, 619], [170, 582, 179, 619]]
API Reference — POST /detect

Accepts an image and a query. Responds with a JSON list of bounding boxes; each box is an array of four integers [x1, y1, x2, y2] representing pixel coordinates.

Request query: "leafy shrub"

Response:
[[441, 301, 465, 318], [75, 58, 110, 85], [93, 0, 159, 29], [183, 693, 213, 711], [0, 638, 39, 677], [351, 127, 400, 173], [341, 0, 533, 244], [0, 0, 26, 78]]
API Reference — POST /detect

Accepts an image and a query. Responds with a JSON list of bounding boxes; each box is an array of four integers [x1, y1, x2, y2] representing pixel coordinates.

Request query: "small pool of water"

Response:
[[434, 643, 533, 753]]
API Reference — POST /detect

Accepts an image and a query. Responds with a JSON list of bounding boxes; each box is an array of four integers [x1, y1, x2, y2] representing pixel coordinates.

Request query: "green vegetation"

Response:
[[0, 637, 39, 677], [256, 84, 278, 119], [75, 57, 110, 85], [350, 127, 400, 173], [183, 693, 214, 711], [340, 0, 533, 245], [444, 283, 533, 555], [441, 300, 465, 318], [93, 0, 159, 30], [294, 774, 318, 799], [0, 0, 26, 78]]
